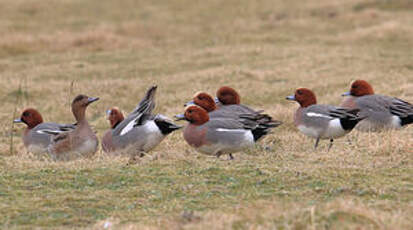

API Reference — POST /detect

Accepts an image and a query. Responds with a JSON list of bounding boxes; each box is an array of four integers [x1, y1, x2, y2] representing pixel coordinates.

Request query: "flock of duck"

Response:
[[14, 80, 412, 161]]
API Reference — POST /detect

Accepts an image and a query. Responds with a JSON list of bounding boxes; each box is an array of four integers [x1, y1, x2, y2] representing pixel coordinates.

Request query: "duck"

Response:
[[13, 108, 75, 154], [215, 86, 258, 114], [341, 80, 412, 131], [101, 85, 182, 156], [101, 107, 124, 153], [176, 105, 279, 159], [286, 88, 365, 150], [185, 88, 278, 125], [46, 95, 99, 160]]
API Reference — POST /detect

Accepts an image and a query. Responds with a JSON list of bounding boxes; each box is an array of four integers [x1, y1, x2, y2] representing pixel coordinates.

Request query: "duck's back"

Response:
[[354, 94, 409, 130]]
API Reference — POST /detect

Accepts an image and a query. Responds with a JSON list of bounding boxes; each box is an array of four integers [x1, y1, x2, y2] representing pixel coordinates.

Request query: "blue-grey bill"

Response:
[[184, 101, 196, 107], [174, 114, 186, 121], [286, 95, 296, 100], [341, 91, 351, 96], [88, 97, 100, 104]]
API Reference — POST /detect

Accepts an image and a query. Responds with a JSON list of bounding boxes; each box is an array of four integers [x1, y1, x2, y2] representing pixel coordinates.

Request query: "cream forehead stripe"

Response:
[[192, 91, 209, 98], [184, 104, 203, 110]]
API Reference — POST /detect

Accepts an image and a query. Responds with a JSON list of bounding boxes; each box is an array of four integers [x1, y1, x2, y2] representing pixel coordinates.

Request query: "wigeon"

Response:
[[101, 85, 182, 155], [45, 95, 99, 160], [286, 88, 365, 150], [216, 86, 260, 114], [13, 108, 75, 154], [341, 80, 412, 131], [176, 105, 279, 159], [101, 107, 124, 153], [185, 90, 278, 126]]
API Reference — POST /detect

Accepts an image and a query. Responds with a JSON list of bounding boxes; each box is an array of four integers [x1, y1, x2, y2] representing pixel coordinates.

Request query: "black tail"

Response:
[[333, 108, 365, 130], [154, 118, 182, 135], [239, 112, 282, 141], [398, 114, 413, 126], [389, 99, 413, 126]]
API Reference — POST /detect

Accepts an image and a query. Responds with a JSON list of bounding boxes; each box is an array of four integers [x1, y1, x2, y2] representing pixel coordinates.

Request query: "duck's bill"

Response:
[[87, 97, 100, 104], [286, 95, 296, 101], [105, 109, 112, 119], [174, 114, 186, 121], [13, 118, 23, 123], [341, 91, 351, 96], [214, 97, 220, 104], [184, 100, 196, 107]]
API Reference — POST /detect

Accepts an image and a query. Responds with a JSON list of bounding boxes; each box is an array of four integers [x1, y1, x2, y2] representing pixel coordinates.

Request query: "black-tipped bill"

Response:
[[174, 114, 186, 121], [341, 91, 351, 97], [13, 119, 23, 123], [105, 109, 112, 119], [184, 101, 196, 107], [87, 97, 99, 104], [286, 95, 296, 101], [214, 97, 220, 104]]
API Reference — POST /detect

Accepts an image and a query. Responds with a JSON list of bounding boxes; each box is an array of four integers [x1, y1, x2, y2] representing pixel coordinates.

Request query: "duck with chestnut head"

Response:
[[13, 108, 75, 154], [176, 105, 278, 159], [287, 88, 365, 150], [341, 80, 412, 131], [185, 87, 280, 126]]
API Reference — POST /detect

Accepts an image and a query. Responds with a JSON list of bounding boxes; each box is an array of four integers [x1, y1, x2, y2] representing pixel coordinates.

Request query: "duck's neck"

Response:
[[73, 108, 87, 124]]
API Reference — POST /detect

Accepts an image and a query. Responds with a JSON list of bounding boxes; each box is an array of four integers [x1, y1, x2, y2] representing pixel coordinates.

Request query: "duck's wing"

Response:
[[113, 85, 158, 137], [129, 85, 157, 116], [34, 122, 76, 135]]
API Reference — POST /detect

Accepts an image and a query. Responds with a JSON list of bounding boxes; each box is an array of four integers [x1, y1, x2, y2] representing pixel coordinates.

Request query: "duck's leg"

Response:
[[314, 138, 320, 149], [327, 139, 334, 152]]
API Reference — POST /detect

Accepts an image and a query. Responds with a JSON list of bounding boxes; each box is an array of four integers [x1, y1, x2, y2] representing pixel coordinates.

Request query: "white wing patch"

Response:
[[306, 112, 332, 119], [120, 119, 136, 136], [36, 129, 64, 135], [216, 128, 245, 133]]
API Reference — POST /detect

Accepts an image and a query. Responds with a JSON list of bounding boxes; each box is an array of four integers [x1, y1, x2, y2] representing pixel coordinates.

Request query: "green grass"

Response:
[[0, 0, 412, 229]]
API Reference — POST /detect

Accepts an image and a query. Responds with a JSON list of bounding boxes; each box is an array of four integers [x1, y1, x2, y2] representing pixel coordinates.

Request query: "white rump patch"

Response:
[[306, 112, 332, 119], [390, 116, 402, 129], [323, 119, 347, 138]]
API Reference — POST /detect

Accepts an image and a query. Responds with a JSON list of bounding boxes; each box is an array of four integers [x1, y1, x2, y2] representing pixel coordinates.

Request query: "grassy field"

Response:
[[1, 0, 412, 229]]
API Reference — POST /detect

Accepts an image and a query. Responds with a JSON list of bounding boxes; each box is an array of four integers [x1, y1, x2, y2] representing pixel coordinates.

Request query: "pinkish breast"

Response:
[[294, 108, 303, 127], [340, 97, 357, 109], [183, 124, 207, 148], [22, 129, 31, 147], [102, 130, 115, 152]]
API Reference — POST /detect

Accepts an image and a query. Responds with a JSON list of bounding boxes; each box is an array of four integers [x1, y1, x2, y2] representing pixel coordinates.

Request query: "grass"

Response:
[[1, 0, 412, 229]]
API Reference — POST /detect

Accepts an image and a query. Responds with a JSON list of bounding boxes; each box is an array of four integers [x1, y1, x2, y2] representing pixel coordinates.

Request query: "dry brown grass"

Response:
[[1, 0, 412, 229]]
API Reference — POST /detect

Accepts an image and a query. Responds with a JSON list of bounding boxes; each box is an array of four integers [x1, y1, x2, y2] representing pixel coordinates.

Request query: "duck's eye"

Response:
[[352, 85, 357, 89], [23, 112, 30, 117], [297, 90, 302, 95]]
